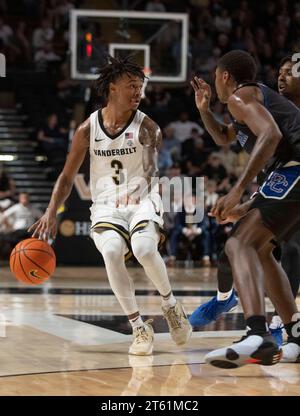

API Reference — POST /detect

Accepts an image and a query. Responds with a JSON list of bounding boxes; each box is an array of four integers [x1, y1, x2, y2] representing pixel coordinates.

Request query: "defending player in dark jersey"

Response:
[[189, 56, 300, 350], [191, 50, 300, 368]]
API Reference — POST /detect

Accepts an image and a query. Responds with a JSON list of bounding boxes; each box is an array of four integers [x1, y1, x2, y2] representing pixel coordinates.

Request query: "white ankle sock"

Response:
[[129, 316, 144, 329], [217, 289, 233, 301], [161, 293, 177, 308]]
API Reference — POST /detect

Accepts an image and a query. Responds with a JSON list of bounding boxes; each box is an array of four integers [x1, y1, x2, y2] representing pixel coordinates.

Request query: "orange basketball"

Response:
[[10, 238, 56, 285]]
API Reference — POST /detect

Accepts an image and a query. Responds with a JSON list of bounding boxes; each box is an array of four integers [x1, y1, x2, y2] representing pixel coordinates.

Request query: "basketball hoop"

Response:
[[142, 67, 152, 99]]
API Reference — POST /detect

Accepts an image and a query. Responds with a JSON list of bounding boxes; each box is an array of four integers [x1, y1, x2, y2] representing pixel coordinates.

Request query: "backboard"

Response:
[[70, 10, 188, 83]]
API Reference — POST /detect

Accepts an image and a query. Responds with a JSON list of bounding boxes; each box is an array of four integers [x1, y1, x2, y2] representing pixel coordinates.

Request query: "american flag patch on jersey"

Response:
[[125, 132, 134, 139], [125, 132, 134, 146]]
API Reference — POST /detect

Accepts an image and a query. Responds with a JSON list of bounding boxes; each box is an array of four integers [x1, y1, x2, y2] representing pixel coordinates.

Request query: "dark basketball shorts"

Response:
[[248, 165, 300, 243]]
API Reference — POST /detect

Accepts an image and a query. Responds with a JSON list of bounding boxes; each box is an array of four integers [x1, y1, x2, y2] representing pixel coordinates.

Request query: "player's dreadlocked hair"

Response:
[[217, 50, 257, 85], [94, 55, 145, 101]]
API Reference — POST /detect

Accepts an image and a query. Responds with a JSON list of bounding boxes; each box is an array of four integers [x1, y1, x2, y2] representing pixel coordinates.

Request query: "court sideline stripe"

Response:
[[0, 361, 206, 379]]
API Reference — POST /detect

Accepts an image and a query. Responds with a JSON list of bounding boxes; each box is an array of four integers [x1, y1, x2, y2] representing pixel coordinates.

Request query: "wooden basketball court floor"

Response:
[[0, 265, 299, 396]]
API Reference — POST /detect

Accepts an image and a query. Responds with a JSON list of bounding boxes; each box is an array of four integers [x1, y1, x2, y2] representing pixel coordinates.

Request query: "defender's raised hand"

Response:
[[190, 76, 212, 112]]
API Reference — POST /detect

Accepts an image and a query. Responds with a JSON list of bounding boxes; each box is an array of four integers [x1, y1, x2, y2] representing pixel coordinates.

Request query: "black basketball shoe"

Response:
[[205, 333, 282, 369]]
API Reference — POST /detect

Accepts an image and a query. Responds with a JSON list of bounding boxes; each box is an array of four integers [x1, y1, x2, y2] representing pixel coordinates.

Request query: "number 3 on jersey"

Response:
[[111, 160, 124, 185]]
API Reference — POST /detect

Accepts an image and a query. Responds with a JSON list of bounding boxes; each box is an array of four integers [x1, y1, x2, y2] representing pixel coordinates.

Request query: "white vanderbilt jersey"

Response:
[[89, 108, 150, 205]]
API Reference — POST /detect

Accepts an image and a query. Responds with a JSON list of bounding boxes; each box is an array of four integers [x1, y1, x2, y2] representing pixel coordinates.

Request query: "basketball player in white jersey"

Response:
[[29, 56, 192, 355]]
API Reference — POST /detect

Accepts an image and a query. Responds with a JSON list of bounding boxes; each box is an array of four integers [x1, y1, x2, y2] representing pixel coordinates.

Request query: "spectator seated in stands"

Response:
[[34, 42, 61, 72], [167, 111, 204, 143], [56, 63, 80, 109], [37, 113, 68, 179], [168, 195, 211, 267], [182, 129, 209, 175], [205, 179, 219, 210], [0, 192, 42, 259], [210, 143, 238, 175], [32, 18, 54, 51], [161, 126, 181, 163], [201, 154, 228, 184], [214, 8, 232, 34], [158, 147, 173, 176], [0, 164, 16, 210]]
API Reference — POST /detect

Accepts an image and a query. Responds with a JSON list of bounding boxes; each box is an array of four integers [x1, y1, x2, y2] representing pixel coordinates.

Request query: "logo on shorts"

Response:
[[268, 173, 288, 193]]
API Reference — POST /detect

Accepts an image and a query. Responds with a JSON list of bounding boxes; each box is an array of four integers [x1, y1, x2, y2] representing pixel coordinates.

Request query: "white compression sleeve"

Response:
[[131, 221, 172, 297], [93, 230, 139, 315]]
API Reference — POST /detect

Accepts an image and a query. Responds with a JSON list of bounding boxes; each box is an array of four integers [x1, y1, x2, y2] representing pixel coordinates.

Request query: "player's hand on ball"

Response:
[[210, 188, 243, 224], [190, 77, 212, 112], [28, 209, 57, 241], [209, 204, 243, 224]]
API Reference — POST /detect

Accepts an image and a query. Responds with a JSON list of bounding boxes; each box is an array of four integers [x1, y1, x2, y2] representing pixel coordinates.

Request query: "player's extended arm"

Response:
[[210, 94, 282, 222], [228, 94, 282, 194], [28, 119, 90, 240], [191, 76, 236, 145]]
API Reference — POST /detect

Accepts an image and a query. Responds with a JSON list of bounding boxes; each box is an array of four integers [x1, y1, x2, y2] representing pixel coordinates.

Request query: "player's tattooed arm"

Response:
[[117, 116, 160, 205], [28, 118, 90, 240], [139, 115, 161, 177]]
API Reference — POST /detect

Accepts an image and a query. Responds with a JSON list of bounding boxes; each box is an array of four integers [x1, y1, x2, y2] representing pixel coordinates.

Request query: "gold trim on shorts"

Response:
[[91, 222, 132, 261], [130, 220, 166, 248]]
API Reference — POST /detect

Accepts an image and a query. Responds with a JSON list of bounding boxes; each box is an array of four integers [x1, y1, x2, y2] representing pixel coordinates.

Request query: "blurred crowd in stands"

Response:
[[2, 0, 299, 82], [0, 165, 41, 258], [1, 0, 299, 263]]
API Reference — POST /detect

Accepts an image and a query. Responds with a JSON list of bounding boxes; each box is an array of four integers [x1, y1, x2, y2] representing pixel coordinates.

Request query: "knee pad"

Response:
[[93, 230, 127, 260], [131, 221, 160, 264]]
